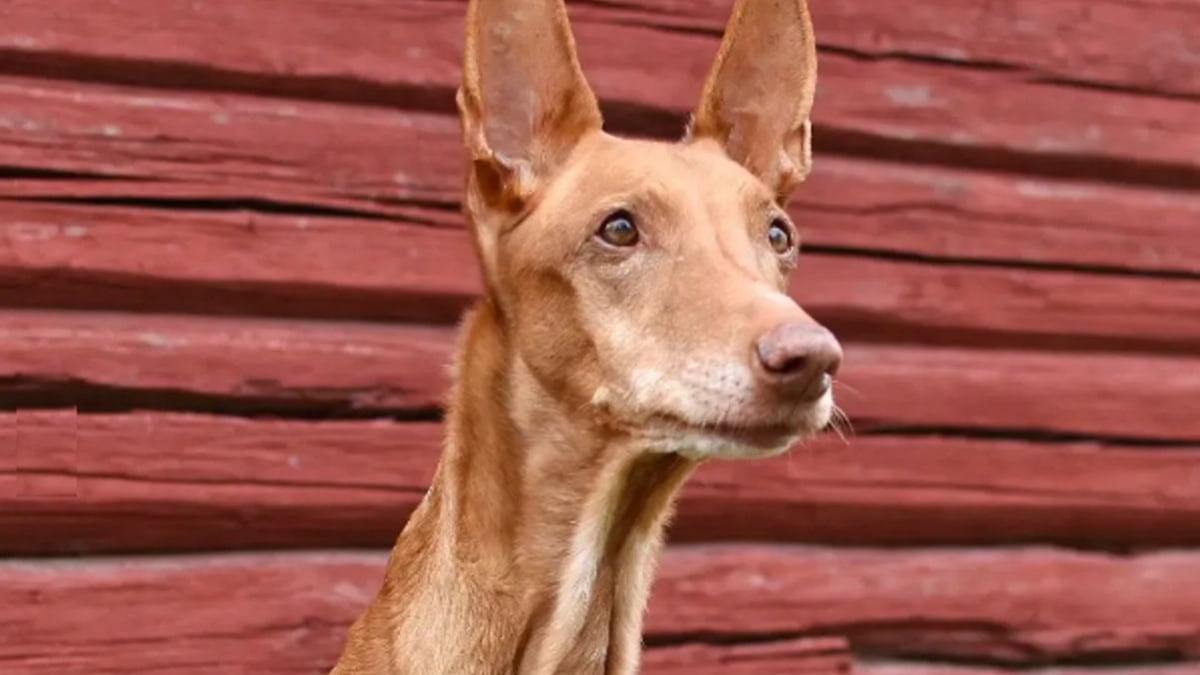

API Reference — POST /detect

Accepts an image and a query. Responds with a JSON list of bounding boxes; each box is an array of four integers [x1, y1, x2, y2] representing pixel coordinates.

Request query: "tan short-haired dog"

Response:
[[331, 0, 840, 672]]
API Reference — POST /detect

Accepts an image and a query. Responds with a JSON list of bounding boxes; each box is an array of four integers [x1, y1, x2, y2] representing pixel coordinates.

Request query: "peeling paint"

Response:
[[138, 333, 189, 349], [931, 178, 967, 199], [8, 223, 62, 242], [885, 85, 933, 107], [949, 131, 977, 146], [0, 117, 42, 133], [1016, 181, 1099, 201]]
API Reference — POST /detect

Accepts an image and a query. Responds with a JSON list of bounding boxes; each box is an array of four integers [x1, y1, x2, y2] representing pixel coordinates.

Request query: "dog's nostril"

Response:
[[770, 354, 808, 375]]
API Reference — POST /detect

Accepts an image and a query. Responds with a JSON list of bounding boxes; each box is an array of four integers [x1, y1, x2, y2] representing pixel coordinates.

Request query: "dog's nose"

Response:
[[754, 322, 843, 399]]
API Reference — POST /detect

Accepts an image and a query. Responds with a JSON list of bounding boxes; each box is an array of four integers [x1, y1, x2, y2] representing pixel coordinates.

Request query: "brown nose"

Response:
[[754, 322, 843, 400]]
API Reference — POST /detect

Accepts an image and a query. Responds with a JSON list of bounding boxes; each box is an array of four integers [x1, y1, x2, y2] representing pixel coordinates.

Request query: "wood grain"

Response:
[[4, 312, 1200, 438], [0, 311, 453, 413], [584, 0, 1200, 98], [643, 638, 850, 674], [4, 196, 1200, 350], [3, 549, 1197, 668], [648, 546, 1200, 664], [4, 73, 1200, 277], [1, 0, 1197, 172], [5, 75, 1199, 351], [6, 411, 1199, 554], [0, 548, 853, 674], [6, 0, 1198, 97]]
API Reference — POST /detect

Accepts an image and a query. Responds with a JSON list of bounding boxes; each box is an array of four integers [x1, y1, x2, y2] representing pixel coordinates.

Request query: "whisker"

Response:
[[838, 406, 856, 435], [827, 419, 850, 445], [828, 404, 855, 444], [832, 379, 864, 400]]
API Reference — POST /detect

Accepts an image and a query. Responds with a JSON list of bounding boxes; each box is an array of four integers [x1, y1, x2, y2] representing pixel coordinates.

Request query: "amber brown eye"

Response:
[[597, 210, 639, 247], [767, 219, 794, 255]]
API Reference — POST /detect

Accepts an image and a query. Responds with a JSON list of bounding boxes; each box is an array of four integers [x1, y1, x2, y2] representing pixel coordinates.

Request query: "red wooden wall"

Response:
[[2, 0, 1199, 673]]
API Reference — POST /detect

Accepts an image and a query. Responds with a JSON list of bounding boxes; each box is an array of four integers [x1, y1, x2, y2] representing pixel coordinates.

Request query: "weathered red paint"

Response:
[[6, 411, 1200, 555], [2, 550, 1197, 669], [1, 0, 1198, 165], [3, 313, 1199, 439], [0, 0, 1196, 672], [2, 77, 1199, 276]]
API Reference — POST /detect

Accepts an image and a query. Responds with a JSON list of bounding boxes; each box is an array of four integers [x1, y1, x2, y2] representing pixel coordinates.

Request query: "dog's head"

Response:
[[459, 0, 841, 459]]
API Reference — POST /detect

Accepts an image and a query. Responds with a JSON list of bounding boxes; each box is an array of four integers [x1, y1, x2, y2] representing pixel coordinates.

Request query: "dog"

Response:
[[330, 0, 839, 671]]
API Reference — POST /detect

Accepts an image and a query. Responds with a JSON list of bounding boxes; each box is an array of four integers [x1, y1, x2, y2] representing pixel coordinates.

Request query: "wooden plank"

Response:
[[643, 638, 850, 674], [0, 549, 849, 674], [648, 547, 1200, 664], [0, 553, 378, 675], [4, 0, 1197, 98], [5, 76, 1198, 277], [839, 343, 1200, 439], [4, 77, 1200, 347], [1, 0, 1197, 171], [0, 200, 480, 323], [0, 311, 454, 414], [570, 13, 1200, 173], [9, 164, 1200, 281], [3, 312, 1199, 438], [584, 0, 1200, 99], [0, 76, 464, 205], [798, 158, 1200, 277], [6, 411, 1200, 554], [5, 199, 1200, 352], [3, 549, 1198, 668], [682, 432, 1200, 548], [798, 256, 1200, 354]]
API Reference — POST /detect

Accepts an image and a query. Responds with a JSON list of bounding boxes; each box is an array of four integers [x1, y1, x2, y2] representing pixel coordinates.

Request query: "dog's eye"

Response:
[[767, 219, 794, 255], [597, 211, 639, 247]]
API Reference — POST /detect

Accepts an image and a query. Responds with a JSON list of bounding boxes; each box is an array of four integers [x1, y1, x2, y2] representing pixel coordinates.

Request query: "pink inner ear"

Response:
[[460, 0, 602, 185], [481, 82, 537, 163], [690, 0, 817, 199], [722, 102, 795, 188]]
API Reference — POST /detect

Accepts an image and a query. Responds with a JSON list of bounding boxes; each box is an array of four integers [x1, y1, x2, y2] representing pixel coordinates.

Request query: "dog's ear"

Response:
[[689, 0, 818, 202], [458, 0, 602, 212]]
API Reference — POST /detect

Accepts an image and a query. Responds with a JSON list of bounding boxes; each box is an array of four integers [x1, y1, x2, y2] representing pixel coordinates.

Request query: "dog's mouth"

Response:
[[643, 412, 806, 454]]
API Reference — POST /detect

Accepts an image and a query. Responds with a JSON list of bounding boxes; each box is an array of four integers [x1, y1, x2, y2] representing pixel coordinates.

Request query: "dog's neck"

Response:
[[395, 300, 696, 674]]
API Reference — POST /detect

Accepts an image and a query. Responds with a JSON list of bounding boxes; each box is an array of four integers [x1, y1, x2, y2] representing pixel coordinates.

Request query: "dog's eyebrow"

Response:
[[588, 188, 672, 223]]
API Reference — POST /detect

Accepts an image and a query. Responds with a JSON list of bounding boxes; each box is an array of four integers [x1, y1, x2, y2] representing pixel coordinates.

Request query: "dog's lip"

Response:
[[645, 413, 803, 448]]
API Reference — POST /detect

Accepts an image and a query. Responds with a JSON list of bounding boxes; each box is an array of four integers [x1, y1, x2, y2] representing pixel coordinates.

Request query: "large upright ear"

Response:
[[458, 0, 602, 211], [688, 0, 818, 202]]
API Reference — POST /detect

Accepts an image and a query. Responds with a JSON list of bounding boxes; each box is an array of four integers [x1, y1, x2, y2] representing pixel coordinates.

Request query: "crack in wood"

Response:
[[0, 376, 444, 421]]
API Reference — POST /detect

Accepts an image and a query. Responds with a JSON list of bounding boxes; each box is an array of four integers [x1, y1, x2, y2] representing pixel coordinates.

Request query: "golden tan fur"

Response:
[[331, 0, 836, 672]]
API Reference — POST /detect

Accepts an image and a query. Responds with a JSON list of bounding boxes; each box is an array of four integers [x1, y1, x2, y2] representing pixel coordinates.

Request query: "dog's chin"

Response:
[[638, 395, 834, 461], [646, 428, 798, 460]]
